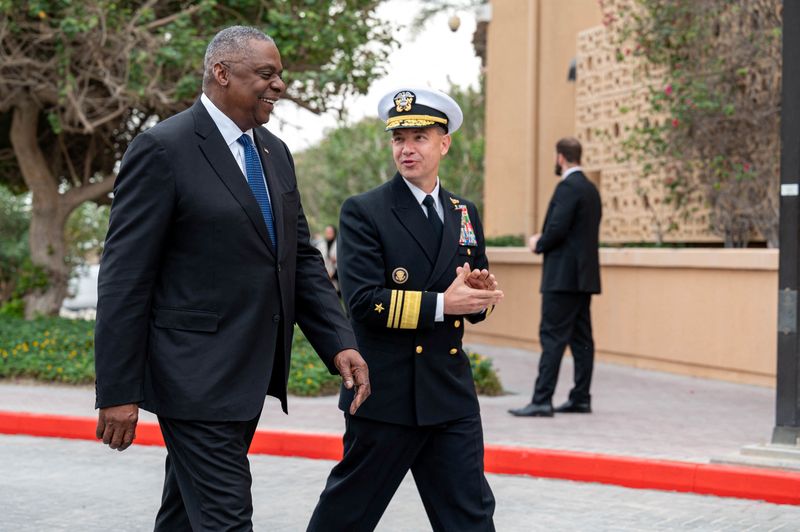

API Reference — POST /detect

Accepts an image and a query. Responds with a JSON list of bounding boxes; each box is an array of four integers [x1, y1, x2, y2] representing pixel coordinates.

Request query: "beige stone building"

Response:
[[483, 0, 718, 244], [471, 0, 778, 386]]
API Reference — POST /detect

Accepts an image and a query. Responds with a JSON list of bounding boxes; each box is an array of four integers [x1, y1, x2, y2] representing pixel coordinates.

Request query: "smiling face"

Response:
[[391, 127, 451, 192], [211, 39, 286, 131]]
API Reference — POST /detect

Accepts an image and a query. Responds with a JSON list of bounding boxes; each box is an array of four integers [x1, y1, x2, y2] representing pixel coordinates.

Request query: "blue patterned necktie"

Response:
[[237, 134, 276, 246]]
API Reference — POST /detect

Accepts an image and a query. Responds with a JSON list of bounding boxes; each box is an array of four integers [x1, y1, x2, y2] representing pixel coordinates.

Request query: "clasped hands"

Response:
[[443, 262, 503, 315]]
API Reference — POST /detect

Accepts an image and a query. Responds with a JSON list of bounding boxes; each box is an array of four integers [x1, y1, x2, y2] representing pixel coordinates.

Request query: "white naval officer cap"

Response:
[[377, 87, 463, 134]]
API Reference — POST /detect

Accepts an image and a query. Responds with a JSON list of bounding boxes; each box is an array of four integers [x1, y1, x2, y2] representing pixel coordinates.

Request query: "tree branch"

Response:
[[62, 176, 115, 212]]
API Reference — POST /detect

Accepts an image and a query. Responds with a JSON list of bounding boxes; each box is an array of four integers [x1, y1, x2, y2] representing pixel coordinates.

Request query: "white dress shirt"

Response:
[[562, 165, 582, 180], [200, 93, 272, 203]]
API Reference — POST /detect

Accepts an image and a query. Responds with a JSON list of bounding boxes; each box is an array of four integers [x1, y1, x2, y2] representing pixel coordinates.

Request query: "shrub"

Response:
[[0, 318, 504, 396], [0, 317, 94, 383], [287, 329, 341, 396], [485, 234, 525, 247], [468, 351, 504, 396]]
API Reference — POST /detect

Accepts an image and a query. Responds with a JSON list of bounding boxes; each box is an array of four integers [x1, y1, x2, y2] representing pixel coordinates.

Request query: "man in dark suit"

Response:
[[509, 137, 601, 418], [307, 88, 503, 532], [93, 26, 370, 531]]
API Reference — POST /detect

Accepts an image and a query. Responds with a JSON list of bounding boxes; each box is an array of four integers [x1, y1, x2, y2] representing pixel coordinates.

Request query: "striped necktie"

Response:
[[237, 134, 276, 246]]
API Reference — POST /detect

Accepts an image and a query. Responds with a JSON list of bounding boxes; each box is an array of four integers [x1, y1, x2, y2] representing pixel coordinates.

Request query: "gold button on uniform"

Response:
[[449, 348, 458, 355], [453, 320, 461, 328], [416, 345, 423, 354]]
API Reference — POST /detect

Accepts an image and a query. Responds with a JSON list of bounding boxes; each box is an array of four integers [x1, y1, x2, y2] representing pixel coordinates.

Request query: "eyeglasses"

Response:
[[219, 60, 284, 83]]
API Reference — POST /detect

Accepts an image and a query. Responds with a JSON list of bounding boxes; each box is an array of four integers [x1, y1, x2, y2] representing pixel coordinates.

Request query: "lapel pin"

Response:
[[263, 147, 269, 155]]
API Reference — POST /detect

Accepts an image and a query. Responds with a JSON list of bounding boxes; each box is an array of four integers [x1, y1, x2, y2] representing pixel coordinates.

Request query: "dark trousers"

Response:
[[532, 292, 594, 405], [154, 412, 262, 532], [307, 413, 495, 532]]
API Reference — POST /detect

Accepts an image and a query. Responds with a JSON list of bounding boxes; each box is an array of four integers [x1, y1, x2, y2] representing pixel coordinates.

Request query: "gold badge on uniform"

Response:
[[392, 267, 409, 284], [374, 303, 384, 314]]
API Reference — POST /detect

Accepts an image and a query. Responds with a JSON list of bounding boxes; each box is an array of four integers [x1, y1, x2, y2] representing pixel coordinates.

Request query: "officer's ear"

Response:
[[439, 132, 452, 156]]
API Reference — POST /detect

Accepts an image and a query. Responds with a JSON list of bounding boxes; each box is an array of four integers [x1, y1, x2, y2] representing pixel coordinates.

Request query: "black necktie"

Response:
[[422, 194, 443, 245]]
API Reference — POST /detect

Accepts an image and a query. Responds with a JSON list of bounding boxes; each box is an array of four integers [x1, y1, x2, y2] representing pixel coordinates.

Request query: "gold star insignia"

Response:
[[374, 303, 384, 314]]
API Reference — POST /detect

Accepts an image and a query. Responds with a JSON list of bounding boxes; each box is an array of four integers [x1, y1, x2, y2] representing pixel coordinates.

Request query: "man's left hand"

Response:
[[458, 266, 498, 291], [333, 349, 371, 414]]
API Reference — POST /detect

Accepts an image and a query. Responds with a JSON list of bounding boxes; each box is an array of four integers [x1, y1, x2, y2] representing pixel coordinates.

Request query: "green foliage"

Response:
[[0, 185, 108, 315], [0, 1, 396, 313], [0, 186, 48, 314], [610, 0, 781, 247], [295, 81, 486, 232], [468, 350, 503, 396], [484, 234, 525, 247], [295, 117, 395, 230], [438, 82, 486, 212], [0, 317, 95, 383], [64, 201, 110, 267], [288, 327, 341, 396], [0, 318, 503, 396]]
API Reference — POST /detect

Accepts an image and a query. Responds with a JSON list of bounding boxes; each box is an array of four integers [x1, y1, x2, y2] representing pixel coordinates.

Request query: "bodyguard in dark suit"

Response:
[[93, 26, 370, 531], [509, 137, 601, 418], [308, 88, 503, 531]]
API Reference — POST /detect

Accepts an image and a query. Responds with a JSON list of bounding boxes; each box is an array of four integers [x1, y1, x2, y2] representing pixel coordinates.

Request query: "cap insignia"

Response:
[[394, 91, 415, 113]]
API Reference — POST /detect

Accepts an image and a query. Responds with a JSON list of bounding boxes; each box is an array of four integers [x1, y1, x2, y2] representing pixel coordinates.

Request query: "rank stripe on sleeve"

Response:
[[399, 291, 421, 329], [387, 290, 422, 329], [387, 290, 399, 328]]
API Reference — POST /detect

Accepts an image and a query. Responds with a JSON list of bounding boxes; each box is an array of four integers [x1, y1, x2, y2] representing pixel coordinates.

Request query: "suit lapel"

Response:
[[192, 101, 275, 255], [427, 187, 461, 286], [254, 130, 282, 258], [389, 174, 437, 264]]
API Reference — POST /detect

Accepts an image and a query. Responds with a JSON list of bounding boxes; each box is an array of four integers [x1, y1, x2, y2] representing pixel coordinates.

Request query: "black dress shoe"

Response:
[[554, 399, 592, 413], [508, 403, 554, 417]]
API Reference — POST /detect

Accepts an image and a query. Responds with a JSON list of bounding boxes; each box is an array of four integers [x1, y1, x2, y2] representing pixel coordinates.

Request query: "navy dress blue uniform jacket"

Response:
[[94, 100, 356, 421], [337, 173, 492, 426]]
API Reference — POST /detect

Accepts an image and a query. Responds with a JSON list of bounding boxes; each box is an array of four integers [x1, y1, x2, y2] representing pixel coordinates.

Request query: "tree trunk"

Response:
[[9, 100, 116, 318], [25, 199, 71, 318], [11, 101, 71, 318]]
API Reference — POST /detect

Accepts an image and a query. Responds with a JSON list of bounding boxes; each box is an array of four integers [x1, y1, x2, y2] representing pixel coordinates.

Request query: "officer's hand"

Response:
[[96, 403, 139, 451], [444, 263, 504, 315], [458, 266, 498, 291], [333, 349, 371, 414]]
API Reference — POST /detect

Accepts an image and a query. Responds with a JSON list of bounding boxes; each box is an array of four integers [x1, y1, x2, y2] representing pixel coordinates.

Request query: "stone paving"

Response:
[[0, 342, 787, 530], [0, 343, 775, 462], [2, 434, 799, 532]]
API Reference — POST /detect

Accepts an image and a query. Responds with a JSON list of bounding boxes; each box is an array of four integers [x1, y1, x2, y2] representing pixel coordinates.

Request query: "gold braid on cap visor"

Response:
[[385, 114, 448, 130]]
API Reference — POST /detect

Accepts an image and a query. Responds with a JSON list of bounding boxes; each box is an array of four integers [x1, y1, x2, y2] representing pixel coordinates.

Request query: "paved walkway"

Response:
[[0, 343, 775, 462], [0, 343, 789, 530], [3, 434, 799, 531]]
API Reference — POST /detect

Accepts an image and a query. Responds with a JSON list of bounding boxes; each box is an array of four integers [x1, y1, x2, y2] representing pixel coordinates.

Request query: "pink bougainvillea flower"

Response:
[[671, 118, 680, 128], [665, 84, 673, 96]]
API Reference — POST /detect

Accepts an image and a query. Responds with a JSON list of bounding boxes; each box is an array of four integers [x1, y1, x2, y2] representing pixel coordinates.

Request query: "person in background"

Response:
[[316, 224, 339, 295], [509, 137, 602, 418]]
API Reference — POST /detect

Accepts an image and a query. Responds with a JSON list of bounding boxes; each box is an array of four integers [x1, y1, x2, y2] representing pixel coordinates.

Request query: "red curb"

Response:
[[1, 410, 799, 505]]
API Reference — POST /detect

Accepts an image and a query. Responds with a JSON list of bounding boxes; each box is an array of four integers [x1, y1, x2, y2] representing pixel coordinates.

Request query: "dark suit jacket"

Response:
[[535, 170, 602, 294], [337, 173, 492, 426], [94, 100, 356, 421]]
